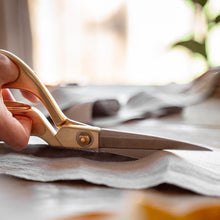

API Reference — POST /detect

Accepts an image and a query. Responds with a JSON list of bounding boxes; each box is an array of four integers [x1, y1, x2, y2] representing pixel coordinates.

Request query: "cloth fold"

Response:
[[1, 143, 220, 196]]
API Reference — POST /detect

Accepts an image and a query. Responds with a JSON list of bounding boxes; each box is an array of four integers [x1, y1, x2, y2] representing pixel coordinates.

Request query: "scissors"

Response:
[[0, 49, 207, 152]]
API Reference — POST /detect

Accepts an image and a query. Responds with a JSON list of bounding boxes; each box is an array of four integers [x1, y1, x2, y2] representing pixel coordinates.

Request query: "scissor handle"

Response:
[[0, 49, 81, 127], [6, 99, 100, 149], [5, 101, 61, 146]]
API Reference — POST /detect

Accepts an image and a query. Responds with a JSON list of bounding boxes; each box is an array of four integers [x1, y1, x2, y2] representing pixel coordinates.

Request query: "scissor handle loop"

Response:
[[0, 49, 78, 127]]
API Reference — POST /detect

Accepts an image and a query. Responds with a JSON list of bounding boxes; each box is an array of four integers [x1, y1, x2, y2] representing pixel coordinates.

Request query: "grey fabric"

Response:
[[1, 122, 220, 196], [0, 142, 220, 196]]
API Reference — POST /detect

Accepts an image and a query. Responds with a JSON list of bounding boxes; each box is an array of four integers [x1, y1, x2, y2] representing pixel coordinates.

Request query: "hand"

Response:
[[0, 54, 38, 150]]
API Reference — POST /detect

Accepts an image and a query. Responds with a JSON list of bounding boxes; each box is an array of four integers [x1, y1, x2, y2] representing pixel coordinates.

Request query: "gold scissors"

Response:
[[0, 49, 207, 152]]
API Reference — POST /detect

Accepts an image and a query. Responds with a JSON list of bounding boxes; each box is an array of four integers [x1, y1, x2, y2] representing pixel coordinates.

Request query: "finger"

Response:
[[0, 54, 19, 87], [0, 54, 39, 103], [0, 101, 32, 150], [0, 54, 32, 150], [2, 88, 15, 101], [20, 90, 39, 103]]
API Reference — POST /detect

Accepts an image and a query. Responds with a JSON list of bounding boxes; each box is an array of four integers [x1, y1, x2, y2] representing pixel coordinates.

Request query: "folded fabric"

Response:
[[0, 143, 220, 196]]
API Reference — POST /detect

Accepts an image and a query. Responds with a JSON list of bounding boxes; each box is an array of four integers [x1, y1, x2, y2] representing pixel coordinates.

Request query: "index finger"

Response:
[[0, 54, 19, 86]]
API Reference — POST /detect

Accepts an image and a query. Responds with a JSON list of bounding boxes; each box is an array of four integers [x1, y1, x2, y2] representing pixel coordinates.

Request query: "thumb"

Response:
[[0, 54, 32, 150]]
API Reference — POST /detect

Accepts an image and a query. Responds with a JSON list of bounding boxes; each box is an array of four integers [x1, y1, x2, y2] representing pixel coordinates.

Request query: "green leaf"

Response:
[[208, 14, 220, 30], [184, 0, 208, 7], [194, 0, 208, 7], [172, 39, 207, 58], [214, 14, 220, 23]]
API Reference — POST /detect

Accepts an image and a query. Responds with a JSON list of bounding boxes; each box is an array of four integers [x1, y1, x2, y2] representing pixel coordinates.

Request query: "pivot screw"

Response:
[[77, 132, 91, 147]]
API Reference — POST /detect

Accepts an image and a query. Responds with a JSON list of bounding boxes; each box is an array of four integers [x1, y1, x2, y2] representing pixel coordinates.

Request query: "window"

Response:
[[28, 0, 220, 85]]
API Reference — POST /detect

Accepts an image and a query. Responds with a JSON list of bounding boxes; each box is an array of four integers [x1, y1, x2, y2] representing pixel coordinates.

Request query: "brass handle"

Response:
[[1, 50, 98, 149], [0, 49, 72, 127], [5, 101, 61, 146]]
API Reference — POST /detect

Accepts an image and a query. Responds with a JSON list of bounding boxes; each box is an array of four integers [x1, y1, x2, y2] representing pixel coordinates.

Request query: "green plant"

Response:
[[171, 0, 220, 68]]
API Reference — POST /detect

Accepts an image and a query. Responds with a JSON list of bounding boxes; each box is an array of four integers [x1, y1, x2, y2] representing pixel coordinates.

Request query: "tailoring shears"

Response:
[[0, 49, 207, 152]]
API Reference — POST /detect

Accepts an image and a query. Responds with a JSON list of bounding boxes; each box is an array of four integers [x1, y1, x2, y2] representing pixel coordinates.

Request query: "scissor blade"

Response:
[[99, 129, 209, 151]]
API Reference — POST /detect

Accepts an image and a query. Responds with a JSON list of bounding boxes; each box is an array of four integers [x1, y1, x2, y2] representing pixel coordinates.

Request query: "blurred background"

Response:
[[1, 0, 220, 85]]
